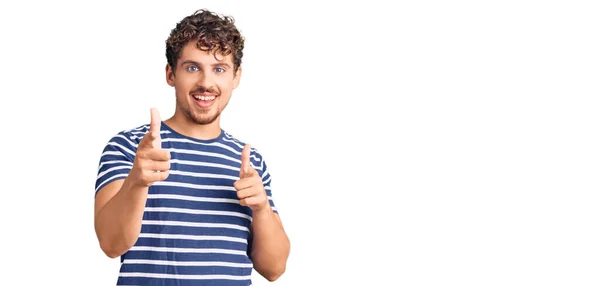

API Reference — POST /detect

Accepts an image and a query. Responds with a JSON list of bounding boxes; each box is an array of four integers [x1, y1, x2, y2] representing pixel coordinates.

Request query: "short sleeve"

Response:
[[94, 131, 138, 196], [258, 156, 278, 214]]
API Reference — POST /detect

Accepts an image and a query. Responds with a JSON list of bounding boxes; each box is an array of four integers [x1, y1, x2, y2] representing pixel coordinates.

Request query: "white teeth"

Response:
[[193, 95, 215, 101]]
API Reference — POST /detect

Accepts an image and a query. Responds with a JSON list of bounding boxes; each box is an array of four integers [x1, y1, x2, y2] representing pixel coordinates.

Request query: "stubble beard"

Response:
[[177, 96, 222, 125]]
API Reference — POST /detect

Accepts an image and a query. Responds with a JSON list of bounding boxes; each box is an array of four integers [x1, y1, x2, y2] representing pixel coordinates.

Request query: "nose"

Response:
[[196, 70, 215, 90]]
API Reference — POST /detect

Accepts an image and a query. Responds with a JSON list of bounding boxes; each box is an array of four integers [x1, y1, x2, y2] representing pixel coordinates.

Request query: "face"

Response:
[[166, 41, 241, 125]]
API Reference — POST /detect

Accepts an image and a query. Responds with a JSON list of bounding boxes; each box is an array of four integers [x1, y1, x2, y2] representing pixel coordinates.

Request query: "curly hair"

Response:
[[166, 9, 244, 74]]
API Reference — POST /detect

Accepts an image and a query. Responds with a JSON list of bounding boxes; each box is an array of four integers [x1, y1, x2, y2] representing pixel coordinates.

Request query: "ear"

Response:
[[166, 63, 175, 87], [233, 66, 242, 89]]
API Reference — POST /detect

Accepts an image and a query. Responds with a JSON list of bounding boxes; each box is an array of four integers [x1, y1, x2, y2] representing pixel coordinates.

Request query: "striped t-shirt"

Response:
[[95, 122, 277, 286]]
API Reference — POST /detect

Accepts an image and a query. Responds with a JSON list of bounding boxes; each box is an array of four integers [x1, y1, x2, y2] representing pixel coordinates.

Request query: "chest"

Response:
[[144, 141, 250, 219]]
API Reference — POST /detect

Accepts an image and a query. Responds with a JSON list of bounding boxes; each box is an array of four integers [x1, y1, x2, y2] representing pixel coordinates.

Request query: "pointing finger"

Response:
[[240, 144, 252, 178], [150, 108, 161, 149]]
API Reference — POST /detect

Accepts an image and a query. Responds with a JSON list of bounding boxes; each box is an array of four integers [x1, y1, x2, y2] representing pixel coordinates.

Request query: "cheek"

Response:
[[216, 79, 235, 93], [175, 77, 196, 90]]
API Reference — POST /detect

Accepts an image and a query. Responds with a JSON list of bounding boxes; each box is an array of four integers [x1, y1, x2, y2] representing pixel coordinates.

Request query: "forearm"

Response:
[[250, 208, 290, 281], [95, 178, 148, 258]]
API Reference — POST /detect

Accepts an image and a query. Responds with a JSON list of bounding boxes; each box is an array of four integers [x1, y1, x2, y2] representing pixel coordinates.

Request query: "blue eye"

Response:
[[187, 65, 199, 72], [215, 67, 225, 73]]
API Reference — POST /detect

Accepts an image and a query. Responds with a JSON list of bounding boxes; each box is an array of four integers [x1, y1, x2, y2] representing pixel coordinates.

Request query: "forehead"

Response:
[[179, 41, 234, 66]]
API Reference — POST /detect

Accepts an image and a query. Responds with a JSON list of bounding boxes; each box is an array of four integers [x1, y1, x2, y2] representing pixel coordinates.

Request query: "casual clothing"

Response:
[[95, 122, 277, 286]]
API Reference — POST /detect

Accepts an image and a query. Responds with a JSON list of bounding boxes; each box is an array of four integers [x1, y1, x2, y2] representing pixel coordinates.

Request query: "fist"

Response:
[[130, 108, 171, 187], [233, 144, 269, 212]]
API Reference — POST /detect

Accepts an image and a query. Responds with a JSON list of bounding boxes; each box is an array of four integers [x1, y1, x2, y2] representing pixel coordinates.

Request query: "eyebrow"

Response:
[[180, 60, 231, 69]]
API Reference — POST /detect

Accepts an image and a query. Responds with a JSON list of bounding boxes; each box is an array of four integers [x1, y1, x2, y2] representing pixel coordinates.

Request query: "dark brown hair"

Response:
[[166, 9, 244, 74]]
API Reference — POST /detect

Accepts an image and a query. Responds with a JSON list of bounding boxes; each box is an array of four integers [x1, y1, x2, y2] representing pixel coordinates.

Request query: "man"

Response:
[[94, 9, 290, 285]]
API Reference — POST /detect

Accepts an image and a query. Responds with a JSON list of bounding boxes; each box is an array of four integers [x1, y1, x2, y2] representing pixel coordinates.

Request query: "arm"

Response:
[[94, 108, 169, 258], [249, 207, 290, 281], [94, 178, 150, 258], [234, 145, 290, 281]]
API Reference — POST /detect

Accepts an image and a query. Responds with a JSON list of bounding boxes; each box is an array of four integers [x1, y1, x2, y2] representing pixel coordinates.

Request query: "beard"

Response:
[[176, 93, 224, 125], [185, 107, 221, 125]]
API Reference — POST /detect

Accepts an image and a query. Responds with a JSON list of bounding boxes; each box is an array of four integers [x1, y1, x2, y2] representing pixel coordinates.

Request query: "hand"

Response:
[[234, 144, 269, 212], [129, 108, 171, 187]]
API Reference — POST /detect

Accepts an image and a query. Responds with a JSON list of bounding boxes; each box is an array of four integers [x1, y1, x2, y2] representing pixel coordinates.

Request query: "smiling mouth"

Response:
[[191, 93, 217, 108], [192, 94, 216, 101]]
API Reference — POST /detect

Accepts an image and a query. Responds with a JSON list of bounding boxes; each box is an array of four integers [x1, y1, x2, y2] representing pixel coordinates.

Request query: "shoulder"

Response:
[[106, 124, 145, 145], [221, 130, 267, 169], [113, 123, 153, 141], [101, 123, 162, 156], [107, 122, 173, 145]]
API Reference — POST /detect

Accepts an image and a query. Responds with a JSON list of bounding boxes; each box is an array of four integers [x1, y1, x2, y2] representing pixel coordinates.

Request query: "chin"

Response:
[[177, 95, 224, 125], [190, 111, 221, 125]]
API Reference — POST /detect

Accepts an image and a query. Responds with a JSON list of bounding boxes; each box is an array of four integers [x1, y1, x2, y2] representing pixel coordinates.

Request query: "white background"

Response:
[[0, 0, 599, 285]]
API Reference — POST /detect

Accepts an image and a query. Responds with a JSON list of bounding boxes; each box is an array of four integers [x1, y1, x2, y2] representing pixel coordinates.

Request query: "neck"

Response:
[[164, 111, 222, 141]]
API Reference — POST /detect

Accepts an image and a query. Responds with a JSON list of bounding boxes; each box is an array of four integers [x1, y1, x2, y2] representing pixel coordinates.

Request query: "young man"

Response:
[[94, 9, 290, 285]]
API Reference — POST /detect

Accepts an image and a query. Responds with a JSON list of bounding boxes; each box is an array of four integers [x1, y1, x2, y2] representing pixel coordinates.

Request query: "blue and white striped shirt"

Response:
[[95, 122, 277, 286]]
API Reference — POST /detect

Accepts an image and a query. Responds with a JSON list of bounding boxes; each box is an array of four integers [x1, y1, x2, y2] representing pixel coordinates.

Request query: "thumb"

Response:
[[240, 144, 252, 178], [142, 107, 162, 149]]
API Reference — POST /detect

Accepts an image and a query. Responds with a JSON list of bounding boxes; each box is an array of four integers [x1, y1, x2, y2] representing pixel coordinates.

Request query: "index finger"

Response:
[[150, 108, 161, 149], [150, 108, 161, 134], [240, 144, 252, 177]]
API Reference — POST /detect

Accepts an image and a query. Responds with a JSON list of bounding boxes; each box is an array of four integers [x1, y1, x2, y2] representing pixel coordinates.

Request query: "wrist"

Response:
[[123, 175, 150, 194], [252, 203, 273, 218]]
